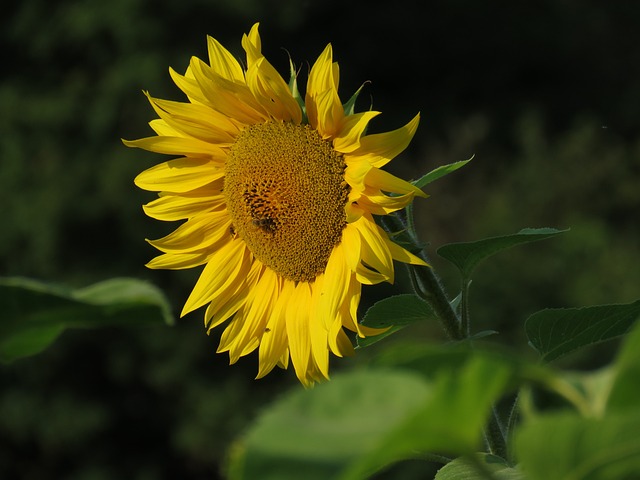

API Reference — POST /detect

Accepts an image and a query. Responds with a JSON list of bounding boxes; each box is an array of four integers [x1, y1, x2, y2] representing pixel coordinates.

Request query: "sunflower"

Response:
[[124, 23, 427, 386]]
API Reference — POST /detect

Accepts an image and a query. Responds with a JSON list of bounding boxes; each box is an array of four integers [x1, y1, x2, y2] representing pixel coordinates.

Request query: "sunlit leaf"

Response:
[[0, 277, 173, 363], [437, 228, 568, 279], [525, 300, 640, 362], [515, 411, 640, 480], [357, 294, 436, 348], [435, 453, 525, 480], [228, 352, 517, 480], [606, 319, 640, 412], [341, 356, 512, 480], [226, 370, 433, 480]]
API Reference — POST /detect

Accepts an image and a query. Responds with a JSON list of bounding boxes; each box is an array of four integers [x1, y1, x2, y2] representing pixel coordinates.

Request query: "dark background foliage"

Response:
[[1, 1, 638, 478]]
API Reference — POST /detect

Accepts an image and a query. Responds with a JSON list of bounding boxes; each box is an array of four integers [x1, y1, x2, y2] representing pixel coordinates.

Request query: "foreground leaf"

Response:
[[341, 357, 512, 480], [606, 319, 640, 412], [357, 294, 436, 347], [437, 228, 568, 279], [0, 277, 173, 363], [525, 300, 640, 362], [228, 352, 515, 480], [515, 411, 640, 480], [435, 453, 524, 480], [227, 370, 433, 480]]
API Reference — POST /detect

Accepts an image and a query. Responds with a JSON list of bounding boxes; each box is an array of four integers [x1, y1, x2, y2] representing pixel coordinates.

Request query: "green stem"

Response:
[[460, 277, 471, 338], [485, 406, 507, 459], [380, 212, 462, 340], [411, 261, 463, 340], [381, 211, 508, 459]]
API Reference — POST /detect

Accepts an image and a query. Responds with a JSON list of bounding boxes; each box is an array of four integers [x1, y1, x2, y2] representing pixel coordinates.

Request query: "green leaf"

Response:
[[515, 411, 640, 480], [341, 356, 512, 480], [606, 319, 640, 412], [412, 158, 472, 189], [228, 352, 516, 480], [0, 277, 173, 363], [435, 453, 525, 480], [437, 228, 568, 279], [525, 300, 640, 363], [357, 294, 436, 348], [226, 369, 433, 480]]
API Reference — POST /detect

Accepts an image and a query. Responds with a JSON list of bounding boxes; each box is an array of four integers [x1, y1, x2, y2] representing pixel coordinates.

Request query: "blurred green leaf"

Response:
[[0, 277, 173, 363], [435, 453, 524, 480], [525, 300, 640, 362], [412, 158, 472, 189], [357, 294, 436, 348], [437, 228, 568, 279], [606, 319, 640, 412], [515, 411, 640, 480], [341, 356, 512, 480], [227, 369, 433, 480], [228, 352, 516, 480]]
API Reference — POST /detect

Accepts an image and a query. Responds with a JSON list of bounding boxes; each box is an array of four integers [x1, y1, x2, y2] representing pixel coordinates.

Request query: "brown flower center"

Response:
[[224, 121, 349, 282]]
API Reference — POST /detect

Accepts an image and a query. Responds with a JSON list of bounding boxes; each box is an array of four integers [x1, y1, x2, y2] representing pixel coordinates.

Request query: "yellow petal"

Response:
[[205, 259, 264, 331], [349, 113, 420, 168], [123, 135, 226, 158], [340, 224, 361, 271], [145, 252, 209, 270], [207, 35, 245, 82], [357, 187, 421, 215], [333, 111, 380, 153], [145, 93, 239, 144], [306, 44, 343, 137], [134, 157, 224, 193], [225, 268, 280, 363], [245, 57, 302, 122], [143, 192, 225, 221], [344, 158, 372, 191], [384, 236, 429, 267], [242, 23, 262, 65], [365, 167, 427, 197], [257, 279, 295, 379], [328, 320, 355, 357], [353, 215, 394, 283], [187, 57, 267, 124], [180, 238, 249, 315], [285, 282, 313, 386], [355, 263, 388, 285], [147, 210, 231, 253]]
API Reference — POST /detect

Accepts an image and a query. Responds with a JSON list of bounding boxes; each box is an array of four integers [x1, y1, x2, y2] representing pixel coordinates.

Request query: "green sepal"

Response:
[[342, 81, 370, 116], [287, 56, 307, 122], [412, 157, 473, 189]]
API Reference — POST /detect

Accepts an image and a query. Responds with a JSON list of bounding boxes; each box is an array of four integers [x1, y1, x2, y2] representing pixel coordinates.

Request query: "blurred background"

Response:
[[1, 0, 639, 478]]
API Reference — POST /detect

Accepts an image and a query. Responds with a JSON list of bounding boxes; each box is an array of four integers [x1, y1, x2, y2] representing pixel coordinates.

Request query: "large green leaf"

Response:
[[357, 294, 436, 348], [228, 352, 516, 480], [515, 411, 640, 480], [435, 453, 524, 480], [437, 228, 568, 279], [341, 357, 512, 480], [226, 370, 433, 480], [0, 277, 173, 363], [525, 300, 640, 362], [606, 319, 640, 412]]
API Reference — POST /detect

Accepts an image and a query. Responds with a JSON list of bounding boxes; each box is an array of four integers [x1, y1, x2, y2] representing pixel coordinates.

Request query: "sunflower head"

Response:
[[124, 23, 427, 386]]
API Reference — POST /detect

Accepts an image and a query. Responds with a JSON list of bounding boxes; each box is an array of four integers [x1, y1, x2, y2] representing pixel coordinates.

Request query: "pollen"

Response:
[[224, 121, 349, 283]]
